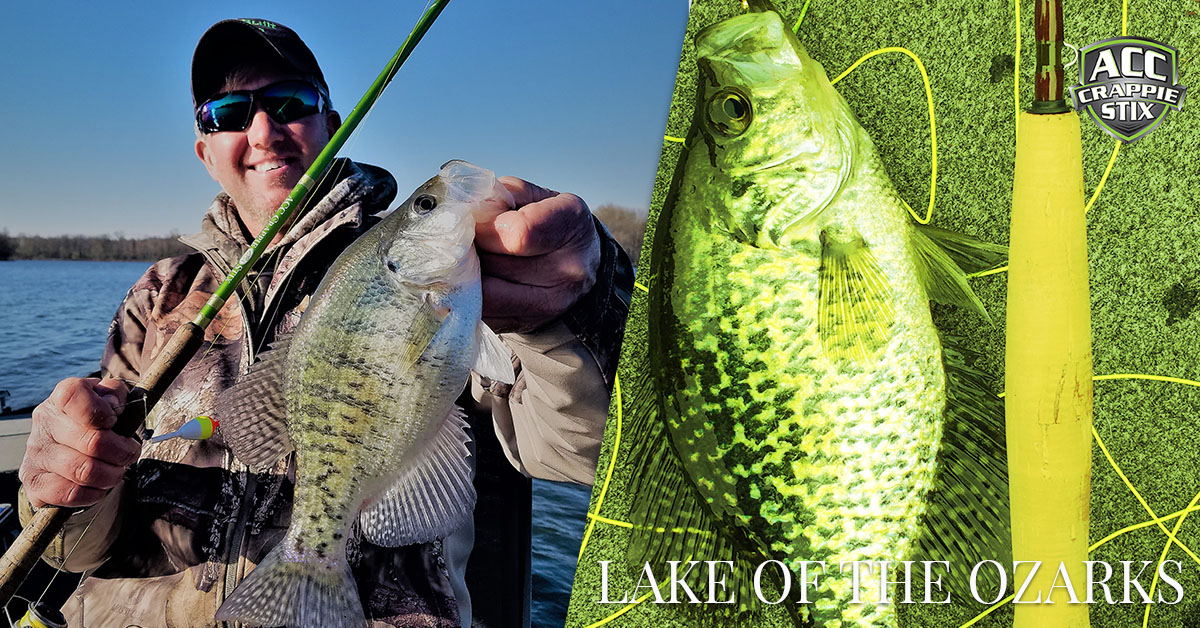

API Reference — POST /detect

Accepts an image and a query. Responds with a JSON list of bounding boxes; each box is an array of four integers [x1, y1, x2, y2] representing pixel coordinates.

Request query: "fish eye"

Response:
[[706, 89, 753, 137], [414, 194, 438, 214], [723, 96, 746, 119]]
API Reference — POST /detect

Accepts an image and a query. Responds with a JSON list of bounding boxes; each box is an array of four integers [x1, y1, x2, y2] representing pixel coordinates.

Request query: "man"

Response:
[[18, 18, 631, 627]]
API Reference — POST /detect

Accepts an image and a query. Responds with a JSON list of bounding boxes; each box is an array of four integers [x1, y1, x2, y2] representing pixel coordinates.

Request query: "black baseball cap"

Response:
[[191, 18, 330, 109]]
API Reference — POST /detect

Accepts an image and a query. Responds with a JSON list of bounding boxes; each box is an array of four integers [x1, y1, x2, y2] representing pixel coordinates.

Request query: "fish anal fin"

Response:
[[358, 406, 476, 546], [624, 367, 763, 619], [818, 233, 895, 364], [911, 334, 1011, 601], [215, 333, 295, 472]]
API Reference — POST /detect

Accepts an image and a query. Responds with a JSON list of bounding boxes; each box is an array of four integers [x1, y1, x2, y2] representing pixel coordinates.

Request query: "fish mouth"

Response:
[[696, 9, 794, 65], [438, 160, 511, 207]]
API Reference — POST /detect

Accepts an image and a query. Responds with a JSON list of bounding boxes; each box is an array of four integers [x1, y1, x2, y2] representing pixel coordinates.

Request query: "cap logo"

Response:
[[239, 19, 280, 31]]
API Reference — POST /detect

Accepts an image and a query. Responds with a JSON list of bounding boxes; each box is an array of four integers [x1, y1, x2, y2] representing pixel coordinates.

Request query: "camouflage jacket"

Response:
[[20, 160, 632, 627]]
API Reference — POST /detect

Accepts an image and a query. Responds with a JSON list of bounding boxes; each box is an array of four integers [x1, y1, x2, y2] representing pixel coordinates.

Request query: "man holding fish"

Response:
[[18, 18, 630, 627]]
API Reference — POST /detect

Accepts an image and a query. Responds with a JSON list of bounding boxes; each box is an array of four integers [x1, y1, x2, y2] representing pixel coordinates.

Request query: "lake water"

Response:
[[0, 259, 588, 627]]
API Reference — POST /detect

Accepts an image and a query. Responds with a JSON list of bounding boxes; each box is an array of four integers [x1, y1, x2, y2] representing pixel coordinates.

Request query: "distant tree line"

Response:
[[592, 205, 648, 266], [0, 207, 649, 264], [0, 231, 190, 261], [0, 232, 14, 261]]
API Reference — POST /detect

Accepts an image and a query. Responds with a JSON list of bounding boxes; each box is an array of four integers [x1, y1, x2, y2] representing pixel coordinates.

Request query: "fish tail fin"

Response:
[[215, 539, 364, 628], [624, 368, 765, 621], [912, 334, 1012, 602], [911, 224, 1007, 322]]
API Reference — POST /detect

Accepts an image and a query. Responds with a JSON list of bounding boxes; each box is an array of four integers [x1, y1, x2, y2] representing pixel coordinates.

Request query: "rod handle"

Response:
[[0, 323, 206, 603]]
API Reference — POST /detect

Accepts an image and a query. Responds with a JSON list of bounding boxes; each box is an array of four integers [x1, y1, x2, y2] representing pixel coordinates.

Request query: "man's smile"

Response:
[[246, 157, 295, 173]]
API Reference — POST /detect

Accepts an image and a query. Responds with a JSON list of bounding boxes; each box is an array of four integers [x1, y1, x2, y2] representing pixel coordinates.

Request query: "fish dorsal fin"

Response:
[[818, 232, 895, 364], [910, 224, 1006, 321], [472, 321, 516, 384], [216, 334, 296, 472], [910, 335, 1012, 601], [358, 406, 476, 546], [623, 367, 765, 618], [915, 224, 1008, 275]]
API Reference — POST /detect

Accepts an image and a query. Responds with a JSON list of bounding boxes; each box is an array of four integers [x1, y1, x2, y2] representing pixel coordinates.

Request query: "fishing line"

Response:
[[1084, 142, 1121, 214], [581, 587, 661, 627], [791, 0, 813, 33], [579, 369, 623, 560], [1092, 424, 1200, 566], [585, 513, 631, 528], [0, 513, 97, 625], [583, 552, 702, 628], [592, 0, 1174, 624], [3, 594, 36, 627], [32, 514, 97, 610], [961, 428, 1200, 627], [1077, 1, 1129, 216], [830, 47, 938, 225], [1142, 488, 1200, 627]]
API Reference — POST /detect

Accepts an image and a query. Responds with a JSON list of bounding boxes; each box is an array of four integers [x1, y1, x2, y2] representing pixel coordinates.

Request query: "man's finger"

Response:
[[20, 470, 107, 509], [475, 193, 592, 257], [482, 276, 577, 327], [49, 378, 120, 430], [473, 176, 553, 224], [94, 378, 129, 409], [35, 441, 127, 492], [46, 416, 141, 467], [478, 249, 593, 288], [499, 176, 558, 207]]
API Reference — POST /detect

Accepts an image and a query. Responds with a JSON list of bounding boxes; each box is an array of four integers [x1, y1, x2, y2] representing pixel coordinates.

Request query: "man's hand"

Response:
[[475, 177, 601, 333], [20, 377, 140, 508]]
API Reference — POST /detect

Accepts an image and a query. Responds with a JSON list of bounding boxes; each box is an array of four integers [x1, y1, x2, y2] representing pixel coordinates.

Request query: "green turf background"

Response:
[[565, 1, 1200, 626]]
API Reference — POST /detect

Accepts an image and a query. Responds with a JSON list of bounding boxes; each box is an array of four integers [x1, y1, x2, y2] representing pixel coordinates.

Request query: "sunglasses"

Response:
[[196, 79, 327, 134]]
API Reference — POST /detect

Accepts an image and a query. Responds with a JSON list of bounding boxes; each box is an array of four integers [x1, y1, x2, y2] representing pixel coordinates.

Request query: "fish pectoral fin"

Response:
[[215, 333, 295, 472], [472, 321, 516, 385], [911, 224, 1003, 322], [358, 406, 476, 547], [818, 233, 895, 363], [624, 368, 761, 617], [397, 294, 450, 375], [911, 334, 1011, 602]]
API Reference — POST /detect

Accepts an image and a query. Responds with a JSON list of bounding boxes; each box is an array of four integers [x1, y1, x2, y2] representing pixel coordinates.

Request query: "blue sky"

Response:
[[0, 1, 688, 237]]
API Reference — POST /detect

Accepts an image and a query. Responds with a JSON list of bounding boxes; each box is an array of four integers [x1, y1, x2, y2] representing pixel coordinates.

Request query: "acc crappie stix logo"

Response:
[[1069, 37, 1186, 142]]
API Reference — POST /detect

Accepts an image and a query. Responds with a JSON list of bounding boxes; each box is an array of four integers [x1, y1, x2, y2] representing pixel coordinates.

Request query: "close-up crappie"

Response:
[[624, 4, 1008, 627], [213, 160, 516, 627]]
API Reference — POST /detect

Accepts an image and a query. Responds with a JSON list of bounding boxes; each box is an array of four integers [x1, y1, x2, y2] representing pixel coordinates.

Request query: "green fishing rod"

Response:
[[0, 0, 451, 608]]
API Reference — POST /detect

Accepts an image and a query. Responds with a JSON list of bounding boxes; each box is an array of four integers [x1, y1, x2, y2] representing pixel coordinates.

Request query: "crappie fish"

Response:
[[213, 160, 516, 627], [625, 5, 1008, 626]]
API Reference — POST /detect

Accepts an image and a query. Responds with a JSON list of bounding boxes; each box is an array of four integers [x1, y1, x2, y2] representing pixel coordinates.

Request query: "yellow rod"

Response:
[[1005, 110, 1091, 628]]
